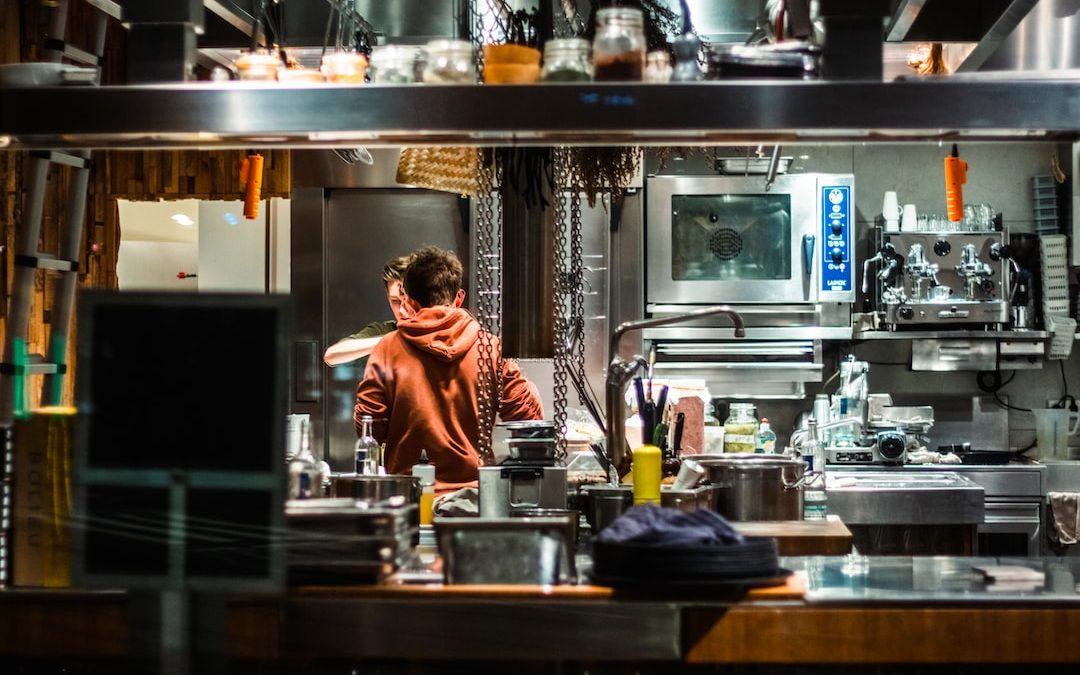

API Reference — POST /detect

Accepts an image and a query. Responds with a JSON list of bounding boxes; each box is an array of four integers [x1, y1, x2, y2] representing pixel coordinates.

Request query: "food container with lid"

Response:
[[321, 51, 368, 84], [541, 38, 592, 82], [234, 51, 280, 81], [369, 45, 419, 83], [592, 7, 645, 81], [422, 39, 476, 84], [723, 403, 758, 453]]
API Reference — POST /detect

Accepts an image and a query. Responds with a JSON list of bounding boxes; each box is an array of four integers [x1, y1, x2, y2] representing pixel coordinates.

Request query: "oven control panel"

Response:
[[820, 181, 854, 301]]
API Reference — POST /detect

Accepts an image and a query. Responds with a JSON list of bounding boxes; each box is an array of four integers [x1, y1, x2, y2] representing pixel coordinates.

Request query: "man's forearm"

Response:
[[323, 336, 381, 366]]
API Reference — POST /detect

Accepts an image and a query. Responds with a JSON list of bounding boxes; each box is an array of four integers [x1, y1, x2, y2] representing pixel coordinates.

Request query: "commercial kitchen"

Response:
[[3, 0, 1080, 673]]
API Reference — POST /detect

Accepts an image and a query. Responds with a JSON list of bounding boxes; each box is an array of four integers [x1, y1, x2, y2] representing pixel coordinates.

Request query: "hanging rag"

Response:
[[1047, 491, 1080, 549]]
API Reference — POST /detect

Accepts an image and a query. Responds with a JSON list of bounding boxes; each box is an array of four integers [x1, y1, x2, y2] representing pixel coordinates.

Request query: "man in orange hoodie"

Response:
[[354, 246, 544, 491]]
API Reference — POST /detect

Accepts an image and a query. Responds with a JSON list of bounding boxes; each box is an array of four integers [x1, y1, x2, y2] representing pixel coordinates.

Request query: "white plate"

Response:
[[0, 62, 96, 87]]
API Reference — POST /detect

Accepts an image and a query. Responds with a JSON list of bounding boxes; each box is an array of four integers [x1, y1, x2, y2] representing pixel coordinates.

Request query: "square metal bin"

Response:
[[435, 516, 577, 585]]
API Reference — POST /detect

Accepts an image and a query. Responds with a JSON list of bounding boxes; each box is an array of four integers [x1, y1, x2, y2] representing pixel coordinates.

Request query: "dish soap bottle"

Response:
[[755, 418, 777, 454], [412, 450, 436, 525]]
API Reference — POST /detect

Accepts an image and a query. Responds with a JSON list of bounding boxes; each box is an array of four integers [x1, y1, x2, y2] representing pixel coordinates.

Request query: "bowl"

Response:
[[483, 63, 541, 84], [482, 44, 541, 65]]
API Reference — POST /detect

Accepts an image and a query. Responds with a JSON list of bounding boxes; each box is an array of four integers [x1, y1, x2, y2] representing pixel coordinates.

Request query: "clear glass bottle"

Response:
[[422, 39, 476, 84], [356, 414, 380, 475], [370, 45, 419, 84], [288, 419, 318, 499], [803, 473, 828, 521], [800, 419, 828, 518], [592, 7, 646, 82], [723, 403, 758, 454], [755, 418, 777, 454], [542, 38, 592, 82]]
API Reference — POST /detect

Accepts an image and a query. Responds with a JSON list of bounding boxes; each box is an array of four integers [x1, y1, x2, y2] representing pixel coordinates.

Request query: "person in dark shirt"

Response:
[[323, 255, 412, 367]]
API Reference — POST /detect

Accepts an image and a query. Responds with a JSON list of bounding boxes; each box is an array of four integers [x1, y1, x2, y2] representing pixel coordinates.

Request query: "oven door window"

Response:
[[671, 194, 792, 281]]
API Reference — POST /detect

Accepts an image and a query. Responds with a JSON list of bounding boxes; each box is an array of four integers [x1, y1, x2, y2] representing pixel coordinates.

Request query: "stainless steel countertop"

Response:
[[788, 555, 1080, 604], [826, 470, 986, 524], [4, 79, 1080, 149], [830, 462, 1046, 498]]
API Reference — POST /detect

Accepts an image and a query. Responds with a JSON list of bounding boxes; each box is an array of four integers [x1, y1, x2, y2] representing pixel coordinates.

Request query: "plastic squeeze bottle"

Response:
[[632, 444, 662, 506], [944, 144, 967, 222], [412, 450, 436, 525]]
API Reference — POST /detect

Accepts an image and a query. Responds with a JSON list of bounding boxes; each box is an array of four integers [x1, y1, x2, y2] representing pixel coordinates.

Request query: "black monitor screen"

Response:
[[77, 292, 291, 473]]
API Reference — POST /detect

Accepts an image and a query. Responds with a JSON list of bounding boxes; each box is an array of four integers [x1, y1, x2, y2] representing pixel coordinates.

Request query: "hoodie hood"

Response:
[[397, 306, 480, 362]]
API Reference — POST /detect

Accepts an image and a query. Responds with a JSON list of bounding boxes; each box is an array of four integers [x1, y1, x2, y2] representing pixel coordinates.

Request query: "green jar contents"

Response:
[[723, 402, 758, 453], [541, 38, 592, 82]]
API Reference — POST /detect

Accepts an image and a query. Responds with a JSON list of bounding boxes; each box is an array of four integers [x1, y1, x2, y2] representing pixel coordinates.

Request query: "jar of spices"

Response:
[[541, 38, 592, 82], [369, 45, 419, 84], [422, 39, 476, 84], [592, 7, 646, 82], [723, 403, 759, 454]]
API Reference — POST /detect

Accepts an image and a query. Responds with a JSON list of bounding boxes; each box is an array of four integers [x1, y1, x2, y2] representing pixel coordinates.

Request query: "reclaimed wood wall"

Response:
[[0, 0, 292, 407]]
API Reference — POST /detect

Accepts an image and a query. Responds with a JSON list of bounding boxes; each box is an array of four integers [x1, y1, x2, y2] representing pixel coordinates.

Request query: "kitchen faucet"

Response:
[[605, 306, 746, 474]]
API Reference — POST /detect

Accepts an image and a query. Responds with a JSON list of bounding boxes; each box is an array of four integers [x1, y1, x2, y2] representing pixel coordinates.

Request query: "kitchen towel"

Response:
[[1047, 491, 1080, 548]]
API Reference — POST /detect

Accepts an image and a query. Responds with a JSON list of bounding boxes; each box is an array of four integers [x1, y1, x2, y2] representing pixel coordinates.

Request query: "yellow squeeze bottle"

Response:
[[413, 449, 436, 525], [632, 444, 662, 506]]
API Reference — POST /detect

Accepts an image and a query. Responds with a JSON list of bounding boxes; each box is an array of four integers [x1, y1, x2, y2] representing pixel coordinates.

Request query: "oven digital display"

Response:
[[669, 194, 792, 281]]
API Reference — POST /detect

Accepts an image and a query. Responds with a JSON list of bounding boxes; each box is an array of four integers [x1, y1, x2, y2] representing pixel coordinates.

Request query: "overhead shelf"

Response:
[[2, 79, 1080, 149]]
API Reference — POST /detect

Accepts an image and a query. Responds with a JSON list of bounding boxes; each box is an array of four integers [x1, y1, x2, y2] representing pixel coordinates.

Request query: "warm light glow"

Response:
[[171, 213, 195, 227]]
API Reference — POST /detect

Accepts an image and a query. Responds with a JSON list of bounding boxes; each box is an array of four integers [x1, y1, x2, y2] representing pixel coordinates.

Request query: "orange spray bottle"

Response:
[[944, 144, 967, 222]]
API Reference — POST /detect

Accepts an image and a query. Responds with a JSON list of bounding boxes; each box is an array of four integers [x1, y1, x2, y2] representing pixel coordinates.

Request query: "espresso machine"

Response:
[[867, 230, 1010, 328], [478, 421, 568, 517]]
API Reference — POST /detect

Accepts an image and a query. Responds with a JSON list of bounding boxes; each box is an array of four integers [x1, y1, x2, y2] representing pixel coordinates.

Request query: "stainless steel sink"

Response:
[[1039, 459, 1080, 494], [827, 471, 985, 525]]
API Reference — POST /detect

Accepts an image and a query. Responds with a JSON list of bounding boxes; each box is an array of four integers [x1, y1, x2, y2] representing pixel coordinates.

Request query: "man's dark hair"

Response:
[[381, 256, 410, 287], [403, 246, 462, 307]]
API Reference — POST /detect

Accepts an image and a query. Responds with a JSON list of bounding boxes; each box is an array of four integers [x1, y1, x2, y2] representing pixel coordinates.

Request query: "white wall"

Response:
[[197, 201, 266, 292], [117, 198, 292, 293]]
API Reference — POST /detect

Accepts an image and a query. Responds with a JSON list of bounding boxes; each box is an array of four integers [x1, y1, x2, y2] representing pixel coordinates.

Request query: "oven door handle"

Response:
[[802, 234, 815, 278]]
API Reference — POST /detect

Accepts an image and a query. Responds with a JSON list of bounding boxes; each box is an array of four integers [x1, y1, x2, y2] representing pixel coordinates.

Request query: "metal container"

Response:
[[581, 484, 633, 533], [435, 517, 577, 585], [698, 454, 805, 521], [329, 474, 420, 503], [661, 485, 718, 512]]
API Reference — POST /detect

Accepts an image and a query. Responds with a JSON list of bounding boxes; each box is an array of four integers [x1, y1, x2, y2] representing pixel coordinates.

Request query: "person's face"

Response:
[[387, 281, 413, 320]]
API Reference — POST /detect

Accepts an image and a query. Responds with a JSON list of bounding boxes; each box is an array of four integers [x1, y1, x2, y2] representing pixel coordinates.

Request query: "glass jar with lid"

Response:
[[592, 7, 646, 81], [370, 45, 419, 84], [723, 403, 759, 454], [542, 38, 592, 82], [422, 39, 476, 84]]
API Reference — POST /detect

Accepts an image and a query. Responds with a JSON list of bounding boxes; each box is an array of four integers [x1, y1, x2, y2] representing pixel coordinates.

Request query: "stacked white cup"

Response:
[[882, 191, 901, 232]]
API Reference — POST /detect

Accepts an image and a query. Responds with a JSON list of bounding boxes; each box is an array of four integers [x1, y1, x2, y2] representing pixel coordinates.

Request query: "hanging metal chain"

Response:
[[474, 148, 503, 464], [552, 148, 590, 450], [569, 188, 588, 391], [551, 148, 572, 457]]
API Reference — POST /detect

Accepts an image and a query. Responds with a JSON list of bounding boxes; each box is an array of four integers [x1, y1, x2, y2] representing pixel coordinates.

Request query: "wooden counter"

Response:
[[734, 516, 853, 556]]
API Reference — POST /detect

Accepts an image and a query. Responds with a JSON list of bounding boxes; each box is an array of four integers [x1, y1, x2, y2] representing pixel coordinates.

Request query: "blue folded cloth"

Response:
[[596, 504, 745, 547]]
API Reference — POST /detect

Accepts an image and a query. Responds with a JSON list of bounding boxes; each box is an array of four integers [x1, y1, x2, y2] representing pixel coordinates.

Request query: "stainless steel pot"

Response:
[[697, 454, 805, 521], [329, 473, 421, 503]]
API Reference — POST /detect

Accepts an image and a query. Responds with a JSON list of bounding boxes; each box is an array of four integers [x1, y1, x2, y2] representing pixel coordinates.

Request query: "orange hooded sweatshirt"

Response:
[[354, 306, 544, 491]]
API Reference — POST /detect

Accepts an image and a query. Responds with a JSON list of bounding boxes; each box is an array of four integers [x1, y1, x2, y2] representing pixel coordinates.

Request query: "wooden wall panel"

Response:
[[0, 1, 293, 407]]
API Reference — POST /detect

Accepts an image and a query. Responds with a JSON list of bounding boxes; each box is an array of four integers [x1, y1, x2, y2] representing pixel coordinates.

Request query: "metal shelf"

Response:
[[2, 79, 1080, 149], [854, 330, 1049, 340]]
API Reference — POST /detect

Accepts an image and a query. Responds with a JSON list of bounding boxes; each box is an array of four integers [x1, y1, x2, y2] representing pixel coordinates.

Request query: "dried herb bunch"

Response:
[[565, 147, 641, 208]]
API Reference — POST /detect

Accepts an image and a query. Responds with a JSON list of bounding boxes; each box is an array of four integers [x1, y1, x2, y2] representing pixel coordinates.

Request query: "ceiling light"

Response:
[[171, 214, 195, 227]]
